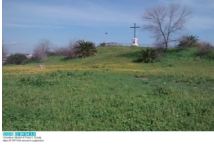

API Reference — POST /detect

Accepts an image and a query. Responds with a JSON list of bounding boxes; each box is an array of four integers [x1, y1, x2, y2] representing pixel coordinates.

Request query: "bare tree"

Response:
[[143, 4, 191, 49], [33, 40, 50, 60]]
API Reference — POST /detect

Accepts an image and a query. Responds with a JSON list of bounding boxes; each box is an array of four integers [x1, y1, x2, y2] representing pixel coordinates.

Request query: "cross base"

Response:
[[131, 38, 139, 46]]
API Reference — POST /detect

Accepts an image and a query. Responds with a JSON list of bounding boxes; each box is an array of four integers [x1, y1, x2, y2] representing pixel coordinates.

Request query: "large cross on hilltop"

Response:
[[130, 23, 140, 46], [130, 23, 140, 38]]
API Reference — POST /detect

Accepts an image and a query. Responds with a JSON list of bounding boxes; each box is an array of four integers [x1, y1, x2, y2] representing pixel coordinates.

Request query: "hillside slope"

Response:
[[3, 46, 214, 77], [3, 46, 214, 130]]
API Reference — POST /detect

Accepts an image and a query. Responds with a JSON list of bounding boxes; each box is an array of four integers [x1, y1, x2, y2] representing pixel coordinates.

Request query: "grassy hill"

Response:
[[2, 46, 214, 130]]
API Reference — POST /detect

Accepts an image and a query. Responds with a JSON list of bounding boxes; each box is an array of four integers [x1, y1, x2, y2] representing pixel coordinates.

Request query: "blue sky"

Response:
[[3, 0, 214, 53]]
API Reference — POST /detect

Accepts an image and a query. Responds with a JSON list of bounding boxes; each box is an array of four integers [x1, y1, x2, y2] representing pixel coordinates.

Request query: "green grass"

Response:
[[3, 46, 214, 130]]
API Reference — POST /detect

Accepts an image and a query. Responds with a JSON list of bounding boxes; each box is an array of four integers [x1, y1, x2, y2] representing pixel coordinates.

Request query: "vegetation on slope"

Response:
[[2, 46, 214, 130]]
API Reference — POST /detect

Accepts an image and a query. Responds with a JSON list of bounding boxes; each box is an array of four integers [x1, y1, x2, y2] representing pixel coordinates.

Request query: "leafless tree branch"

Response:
[[33, 40, 50, 60], [143, 4, 191, 49]]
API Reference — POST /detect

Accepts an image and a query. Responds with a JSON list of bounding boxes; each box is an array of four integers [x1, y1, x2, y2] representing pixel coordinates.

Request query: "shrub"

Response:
[[177, 35, 198, 48], [59, 42, 76, 59], [32, 40, 50, 61], [2, 45, 8, 64], [46, 51, 58, 56], [32, 48, 47, 61], [196, 42, 214, 59], [2, 44, 7, 58], [154, 42, 166, 50], [64, 40, 97, 59], [63, 49, 76, 59], [52, 47, 70, 57], [6, 54, 28, 65], [99, 42, 106, 47], [74, 40, 97, 57], [135, 48, 163, 63]]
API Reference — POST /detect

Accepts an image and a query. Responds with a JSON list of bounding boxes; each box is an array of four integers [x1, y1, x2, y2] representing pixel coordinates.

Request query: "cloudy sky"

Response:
[[3, 0, 214, 53]]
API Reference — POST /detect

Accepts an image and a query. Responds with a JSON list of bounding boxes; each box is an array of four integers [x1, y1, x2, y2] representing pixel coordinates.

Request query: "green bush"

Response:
[[99, 42, 106, 47], [6, 54, 28, 65], [196, 42, 214, 59], [135, 48, 163, 63], [55, 40, 97, 59], [178, 35, 198, 48], [73, 40, 97, 58]]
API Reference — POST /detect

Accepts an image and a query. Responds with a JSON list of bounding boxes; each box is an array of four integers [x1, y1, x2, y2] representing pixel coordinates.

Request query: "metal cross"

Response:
[[130, 23, 140, 38]]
